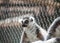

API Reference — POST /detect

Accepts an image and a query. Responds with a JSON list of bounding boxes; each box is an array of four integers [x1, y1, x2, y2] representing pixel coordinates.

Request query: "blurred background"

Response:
[[0, 0, 60, 43]]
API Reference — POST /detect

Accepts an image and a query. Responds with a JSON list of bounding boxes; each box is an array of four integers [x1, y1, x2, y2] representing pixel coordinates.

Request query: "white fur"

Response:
[[32, 38, 56, 43]]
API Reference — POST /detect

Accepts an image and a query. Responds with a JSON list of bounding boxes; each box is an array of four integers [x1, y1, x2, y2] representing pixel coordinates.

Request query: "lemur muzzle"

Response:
[[22, 19, 29, 27]]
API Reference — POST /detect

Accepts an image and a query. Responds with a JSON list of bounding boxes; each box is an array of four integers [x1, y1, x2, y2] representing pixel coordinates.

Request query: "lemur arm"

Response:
[[46, 17, 60, 40], [34, 21, 47, 40]]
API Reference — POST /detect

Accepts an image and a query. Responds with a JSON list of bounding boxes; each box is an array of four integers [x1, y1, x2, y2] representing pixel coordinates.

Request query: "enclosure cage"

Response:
[[0, 0, 60, 43]]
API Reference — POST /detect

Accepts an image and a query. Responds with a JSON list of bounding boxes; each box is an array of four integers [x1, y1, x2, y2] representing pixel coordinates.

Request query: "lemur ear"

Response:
[[29, 16, 35, 22]]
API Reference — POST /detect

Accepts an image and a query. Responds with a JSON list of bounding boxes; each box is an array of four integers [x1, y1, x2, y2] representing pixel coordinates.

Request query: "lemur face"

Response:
[[21, 16, 35, 27]]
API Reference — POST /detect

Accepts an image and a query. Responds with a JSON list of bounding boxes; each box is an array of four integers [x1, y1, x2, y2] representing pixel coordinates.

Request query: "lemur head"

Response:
[[21, 16, 35, 27]]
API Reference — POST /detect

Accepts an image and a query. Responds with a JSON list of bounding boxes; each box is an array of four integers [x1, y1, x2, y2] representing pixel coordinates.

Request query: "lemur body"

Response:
[[23, 24, 39, 42]]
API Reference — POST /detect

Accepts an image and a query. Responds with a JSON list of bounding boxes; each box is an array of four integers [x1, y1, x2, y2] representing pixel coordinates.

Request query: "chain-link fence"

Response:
[[0, 0, 60, 43]]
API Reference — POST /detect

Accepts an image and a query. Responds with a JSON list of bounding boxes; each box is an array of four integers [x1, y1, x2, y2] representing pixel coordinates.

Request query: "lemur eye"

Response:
[[24, 20, 29, 24]]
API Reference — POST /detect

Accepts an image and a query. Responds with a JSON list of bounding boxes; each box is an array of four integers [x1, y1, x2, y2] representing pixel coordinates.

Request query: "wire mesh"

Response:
[[0, 0, 60, 43]]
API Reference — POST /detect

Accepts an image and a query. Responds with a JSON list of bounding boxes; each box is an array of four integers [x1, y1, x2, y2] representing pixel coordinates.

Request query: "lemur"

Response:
[[21, 16, 60, 43]]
